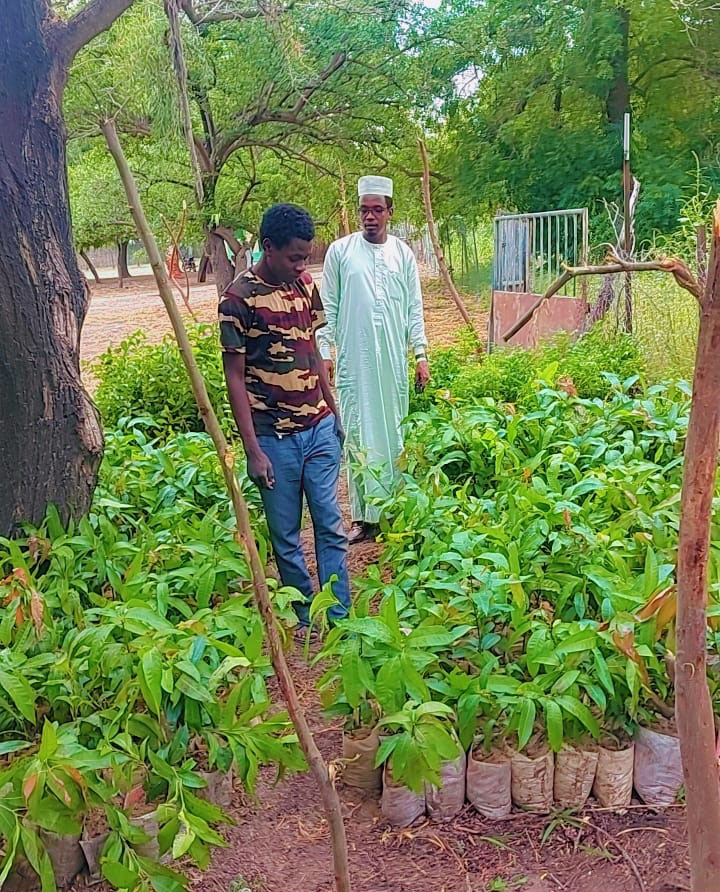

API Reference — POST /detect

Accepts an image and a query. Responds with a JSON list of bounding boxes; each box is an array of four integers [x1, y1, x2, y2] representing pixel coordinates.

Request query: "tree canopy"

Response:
[[62, 0, 720, 260]]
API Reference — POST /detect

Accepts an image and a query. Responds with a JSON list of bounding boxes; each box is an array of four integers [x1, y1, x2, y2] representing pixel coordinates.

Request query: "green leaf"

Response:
[[309, 587, 339, 621], [374, 734, 400, 768], [342, 617, 397, 645], [399, 653, 429, 702], [415, 701, 454, 719], [375, 658, 403, 713], [38, 721, 58, 760], [0, 669, 36, 724], [644, 547, 659, 598], [341, 648, 364, 709], [556, 695, 600, 739], [102, 860, 140, 889], [554, 630, 597, 656], [171, 823, 196, 859], [176, 674, 215, 704], [593, 649, 615, 695], [552, 670, 580, 694], [407, 626, 457, 649], [544, 699, 563, 752], [140, 648, 163, 716], [517, 698, 536, 751]]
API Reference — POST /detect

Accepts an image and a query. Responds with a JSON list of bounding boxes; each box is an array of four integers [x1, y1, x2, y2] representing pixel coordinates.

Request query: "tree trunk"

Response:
[[117, 239, 131, 283], [676, 203, 720, 892], [606, 6, 630, 126], [206, 230, 235, 297], [80, 249, 101, 284], [339, 168, 351, 237], [0, 0, 104, 537], [197, 251, 211, 283]]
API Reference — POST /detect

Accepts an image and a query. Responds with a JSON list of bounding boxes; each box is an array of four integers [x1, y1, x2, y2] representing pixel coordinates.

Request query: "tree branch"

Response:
[[213, 225, 243, 255], [631, 55, 696, 86], [193, 135, 214, 173], [246, 52, 347, 126], [59, 0, 136, 62], [180, 0, 294, 24], [502, 254, 701, 343], [164, 0, 205, 205]]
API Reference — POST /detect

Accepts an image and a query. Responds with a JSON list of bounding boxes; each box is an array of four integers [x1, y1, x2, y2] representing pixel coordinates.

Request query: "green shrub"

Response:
[[92, 325, 233, 437], [411, 329, 645, 412]]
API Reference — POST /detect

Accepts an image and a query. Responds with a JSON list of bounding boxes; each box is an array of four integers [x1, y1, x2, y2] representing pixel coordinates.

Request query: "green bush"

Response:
[[92, 324, 234, 437], [411, 329, 645, 412], [92, 321, 643, 436]]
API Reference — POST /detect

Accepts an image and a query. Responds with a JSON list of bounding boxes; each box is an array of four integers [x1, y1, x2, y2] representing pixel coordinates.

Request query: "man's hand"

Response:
[[415, 359, 430, 392], [247, 449, 275, 489], [333, 413, 346, 446], [323, 359, 335, 385]]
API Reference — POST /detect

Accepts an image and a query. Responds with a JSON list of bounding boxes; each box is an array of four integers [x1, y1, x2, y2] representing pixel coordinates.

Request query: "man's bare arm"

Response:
[[222, 352, 274, 488]]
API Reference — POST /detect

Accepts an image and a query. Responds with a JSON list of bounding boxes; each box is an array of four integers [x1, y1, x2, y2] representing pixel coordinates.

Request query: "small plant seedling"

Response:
[[484, 876, 527, 891], [540, 810, 585, 846]]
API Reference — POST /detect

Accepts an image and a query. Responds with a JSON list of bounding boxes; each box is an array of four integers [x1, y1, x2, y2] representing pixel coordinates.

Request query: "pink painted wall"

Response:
[[491, 291, 589, 348]]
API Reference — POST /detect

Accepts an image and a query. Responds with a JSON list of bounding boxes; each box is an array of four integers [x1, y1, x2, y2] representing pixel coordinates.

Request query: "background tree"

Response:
[[416, 0, 720, 240], [68, 140, 195, 281], [65, 0, 425, 292]]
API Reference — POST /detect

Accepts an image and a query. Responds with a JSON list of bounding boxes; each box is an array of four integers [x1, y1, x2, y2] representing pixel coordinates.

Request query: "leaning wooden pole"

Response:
[[676, 201, 720, 892], [417, 138, 476, 335], [502, 254, 702, 343], [102, 119, 352, 892]]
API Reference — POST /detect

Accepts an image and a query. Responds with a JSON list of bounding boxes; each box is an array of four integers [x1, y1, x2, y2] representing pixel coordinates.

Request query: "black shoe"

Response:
[[348, 522, 366, 545], [348, 522, 380, 545]]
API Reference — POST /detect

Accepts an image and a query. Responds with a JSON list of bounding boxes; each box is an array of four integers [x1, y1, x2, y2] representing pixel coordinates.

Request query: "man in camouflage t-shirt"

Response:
[[219, 204, 350, 628]]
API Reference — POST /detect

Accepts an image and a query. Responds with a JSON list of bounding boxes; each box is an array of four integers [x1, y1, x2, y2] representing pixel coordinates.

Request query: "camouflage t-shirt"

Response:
[[218, 270, 330, 436]]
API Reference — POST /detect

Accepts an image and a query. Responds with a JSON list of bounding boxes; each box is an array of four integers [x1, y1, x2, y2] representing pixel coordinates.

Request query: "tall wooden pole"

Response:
[[338, 165, 351, 237], [103, 119, 352, 892], [417, 138, 477, 335], [676, 201, 720, 892], [623, 112, 633, 333]]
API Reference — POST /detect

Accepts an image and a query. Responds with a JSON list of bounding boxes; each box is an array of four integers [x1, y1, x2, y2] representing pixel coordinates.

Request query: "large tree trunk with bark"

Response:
[[0, 0, 104, 537], [676, 204, 720, 892]]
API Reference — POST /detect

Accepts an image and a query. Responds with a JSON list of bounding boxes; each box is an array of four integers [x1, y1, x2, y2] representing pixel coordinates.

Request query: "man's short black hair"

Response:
[[260, 203, 315, 248], [385, 196, 393, 211]]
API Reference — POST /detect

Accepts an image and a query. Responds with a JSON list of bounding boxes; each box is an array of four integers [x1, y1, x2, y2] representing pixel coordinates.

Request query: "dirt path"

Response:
[[80, 272, 485, 368], [195, 477, 690, 892], [83, 277, 688, 892]]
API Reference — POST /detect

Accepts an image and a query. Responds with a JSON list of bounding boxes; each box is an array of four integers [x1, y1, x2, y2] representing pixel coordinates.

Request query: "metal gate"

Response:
[[492, 208, 589, 296]]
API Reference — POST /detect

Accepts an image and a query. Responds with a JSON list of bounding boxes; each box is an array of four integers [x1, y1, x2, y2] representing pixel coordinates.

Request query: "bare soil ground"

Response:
[[80, 271, 485, 369], [80, 276, 690, 892]]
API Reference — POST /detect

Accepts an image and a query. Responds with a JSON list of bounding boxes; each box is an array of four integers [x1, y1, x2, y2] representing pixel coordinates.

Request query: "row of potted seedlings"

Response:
[[342, 719, 685, 827]]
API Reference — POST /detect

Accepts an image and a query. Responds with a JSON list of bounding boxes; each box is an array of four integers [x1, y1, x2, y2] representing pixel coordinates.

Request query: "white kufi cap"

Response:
[[358, 175, 393, 198]]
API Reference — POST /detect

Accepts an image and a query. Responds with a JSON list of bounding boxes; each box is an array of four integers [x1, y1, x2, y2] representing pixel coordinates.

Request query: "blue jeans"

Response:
[[256, 414, 351, 624]]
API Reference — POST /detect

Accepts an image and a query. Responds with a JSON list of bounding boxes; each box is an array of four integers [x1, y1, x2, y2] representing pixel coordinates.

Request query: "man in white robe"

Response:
[[318, 175, 429, 543]]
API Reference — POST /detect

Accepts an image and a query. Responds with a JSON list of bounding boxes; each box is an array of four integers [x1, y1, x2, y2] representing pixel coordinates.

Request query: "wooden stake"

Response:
[[103, 118, 352, 892], [417, 138, 477, 335], [623, 111, 633, 334], [339, 165, 351, 237], [676, 201, 720, 892]]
